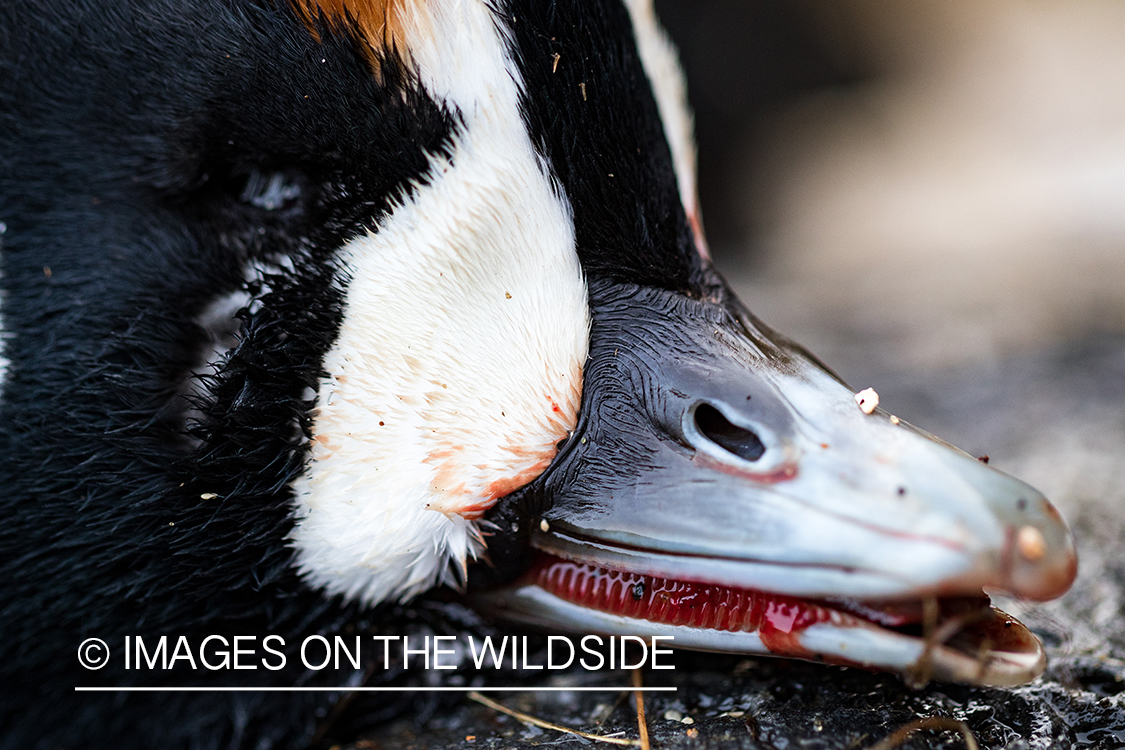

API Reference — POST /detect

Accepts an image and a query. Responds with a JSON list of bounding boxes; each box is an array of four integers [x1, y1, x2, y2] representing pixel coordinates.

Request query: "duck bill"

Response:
[[475, 280, 1077, 686]]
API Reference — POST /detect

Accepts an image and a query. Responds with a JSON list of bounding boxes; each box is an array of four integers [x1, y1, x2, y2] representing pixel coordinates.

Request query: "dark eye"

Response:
[[694, 403, 765, 462]]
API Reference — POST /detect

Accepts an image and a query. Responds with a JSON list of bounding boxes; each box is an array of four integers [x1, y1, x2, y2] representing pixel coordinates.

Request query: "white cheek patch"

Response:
[[621, 0, 708, 259], [288, 1, 590, 606]]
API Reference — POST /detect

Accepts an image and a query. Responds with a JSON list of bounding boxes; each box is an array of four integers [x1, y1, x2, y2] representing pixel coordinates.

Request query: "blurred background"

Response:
[[657, 0, 1125, 371]]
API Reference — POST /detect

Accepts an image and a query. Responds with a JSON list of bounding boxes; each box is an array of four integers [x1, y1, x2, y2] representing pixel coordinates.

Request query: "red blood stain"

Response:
[[482, 457, 552, 503], [758, 599, 827, 657]]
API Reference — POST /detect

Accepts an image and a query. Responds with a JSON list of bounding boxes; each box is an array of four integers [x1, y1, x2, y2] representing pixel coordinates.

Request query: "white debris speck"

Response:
[[890, 415, 901, 425], [663, 710, 683, 722], [855, 387, 880, 414], [200, 493, 218, 500], [539, 519, 550, 533]]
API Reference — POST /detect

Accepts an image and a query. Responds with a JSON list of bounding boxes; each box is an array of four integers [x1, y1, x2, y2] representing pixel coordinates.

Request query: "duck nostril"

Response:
[[694, 404, 765, 462]]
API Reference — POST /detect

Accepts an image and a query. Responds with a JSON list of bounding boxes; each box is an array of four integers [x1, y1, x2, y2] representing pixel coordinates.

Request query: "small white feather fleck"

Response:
[[855, 387, 880, 414]]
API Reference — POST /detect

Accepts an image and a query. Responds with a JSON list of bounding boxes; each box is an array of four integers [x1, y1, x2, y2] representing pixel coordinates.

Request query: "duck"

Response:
[[0, 0, 1077, 748]]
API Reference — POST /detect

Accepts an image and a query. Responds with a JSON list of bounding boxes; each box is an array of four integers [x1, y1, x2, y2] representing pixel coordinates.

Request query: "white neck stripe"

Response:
[[288, 0, 590, 606], [621, 0, 708, 257]]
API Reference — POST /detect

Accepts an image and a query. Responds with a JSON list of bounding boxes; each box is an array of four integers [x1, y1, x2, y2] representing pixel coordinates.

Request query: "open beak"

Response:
[[475, 280, 1077, 686]]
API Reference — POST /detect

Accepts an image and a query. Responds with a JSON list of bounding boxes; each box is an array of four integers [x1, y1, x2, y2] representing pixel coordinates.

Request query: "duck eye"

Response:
[[694, 404, 766, 462]]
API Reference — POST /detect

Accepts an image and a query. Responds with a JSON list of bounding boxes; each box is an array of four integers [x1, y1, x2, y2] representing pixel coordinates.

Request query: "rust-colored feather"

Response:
[[290, 0, 415, 72]]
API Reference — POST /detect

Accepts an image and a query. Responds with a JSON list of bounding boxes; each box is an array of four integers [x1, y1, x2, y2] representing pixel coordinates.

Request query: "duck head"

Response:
[[473, 279, 1077, 686]]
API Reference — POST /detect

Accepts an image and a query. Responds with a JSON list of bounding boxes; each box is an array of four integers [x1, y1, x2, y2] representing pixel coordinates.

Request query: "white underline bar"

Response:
[[75, 686, 677, 693]]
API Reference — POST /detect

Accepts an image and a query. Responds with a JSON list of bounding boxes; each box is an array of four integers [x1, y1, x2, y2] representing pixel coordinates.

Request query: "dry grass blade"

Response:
[[592, 688, 632, 725], [973, 635, 996, 684], [906, 599, 995, 688], [468, 691, 641, 747], [633, 669, 651, 750], [866, 717, 981, 750], [905, 597, 940, 687]]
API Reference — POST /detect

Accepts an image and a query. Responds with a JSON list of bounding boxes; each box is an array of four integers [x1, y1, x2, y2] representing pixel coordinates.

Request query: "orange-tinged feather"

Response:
[[290, 0, 416, 72]]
